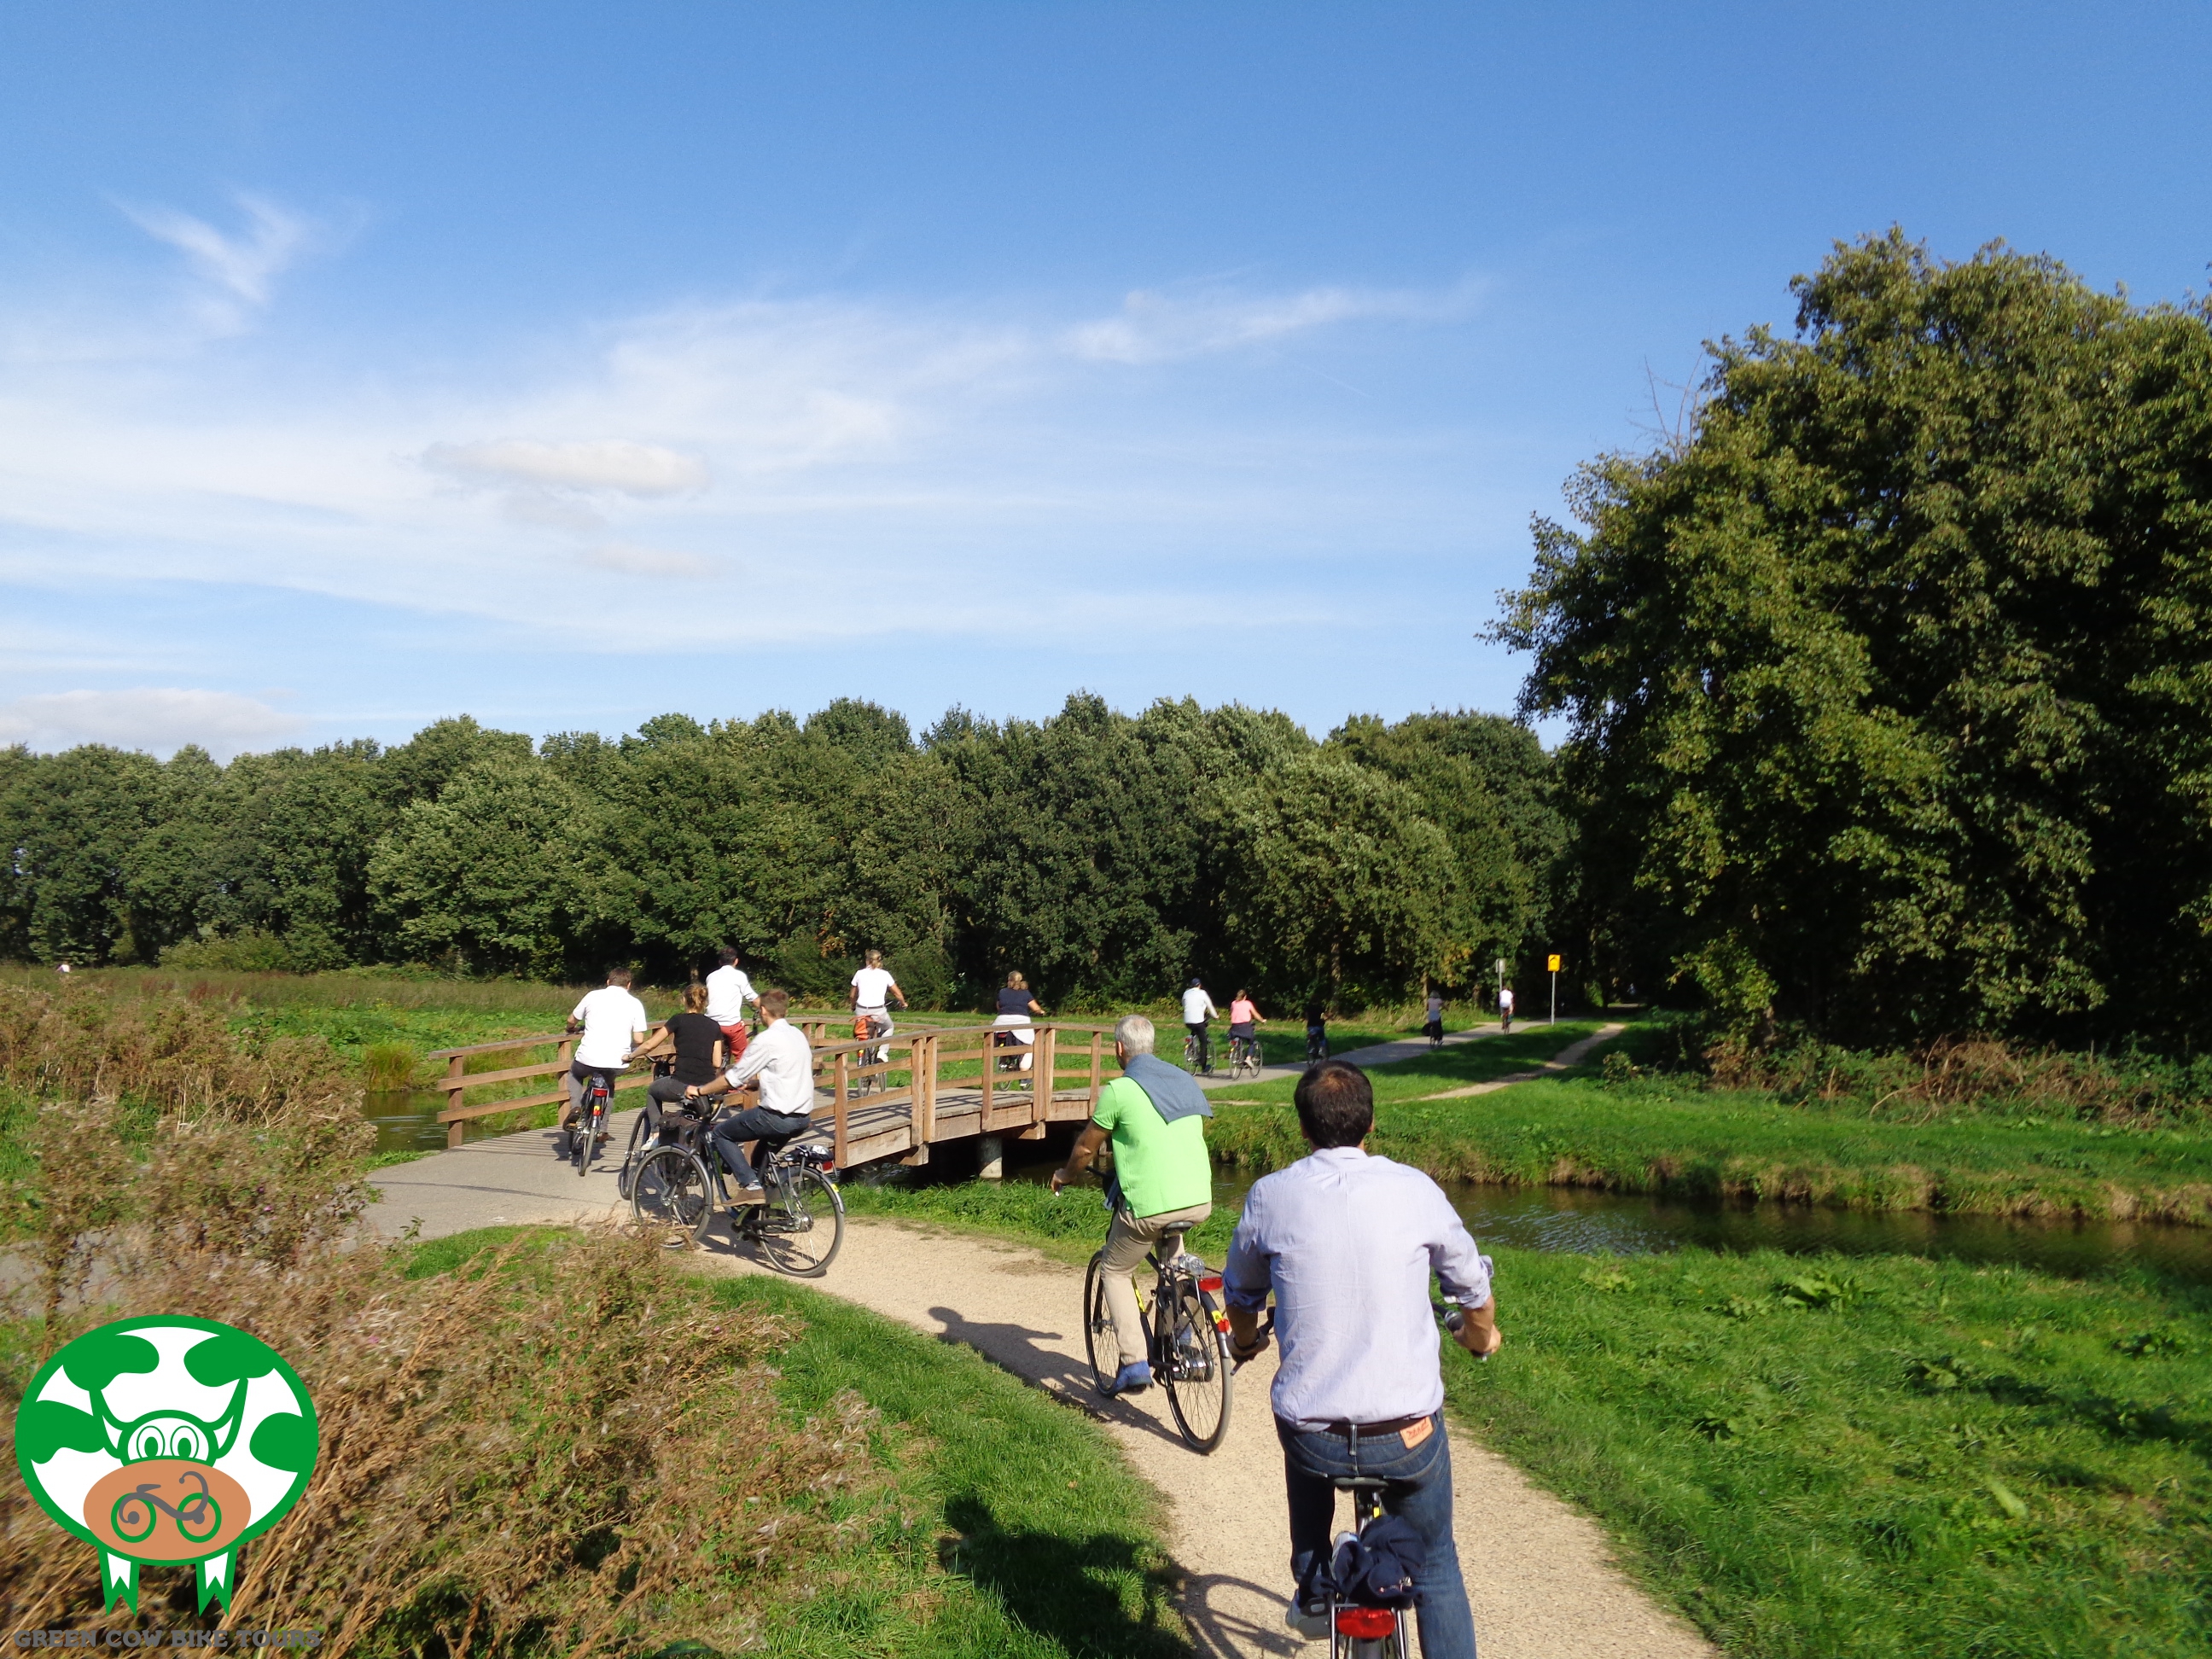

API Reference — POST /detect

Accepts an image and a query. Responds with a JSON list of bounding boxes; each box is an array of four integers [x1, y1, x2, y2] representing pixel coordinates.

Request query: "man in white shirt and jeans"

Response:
[[1225, 1060, 1499, 1656], [686, 987, 814, 1202], [705, 946, 759, 1061], [1181, 977, 1220, 1074], [562, 966, 650, 1146]]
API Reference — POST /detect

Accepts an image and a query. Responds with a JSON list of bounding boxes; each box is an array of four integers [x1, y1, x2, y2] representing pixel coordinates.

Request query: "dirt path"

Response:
[[1418, 1023, 1628, 1100], [701, 1219, 1712, 1659]]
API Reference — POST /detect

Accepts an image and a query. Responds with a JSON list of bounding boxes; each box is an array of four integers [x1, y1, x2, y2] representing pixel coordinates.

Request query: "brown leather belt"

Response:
[[1298, 1412, 1431, 1439]]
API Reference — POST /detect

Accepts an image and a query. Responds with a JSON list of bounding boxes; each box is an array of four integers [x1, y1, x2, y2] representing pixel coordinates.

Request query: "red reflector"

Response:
[[1335, 1607, 1397, 1639], [1199, 1276, 1223, 1293]]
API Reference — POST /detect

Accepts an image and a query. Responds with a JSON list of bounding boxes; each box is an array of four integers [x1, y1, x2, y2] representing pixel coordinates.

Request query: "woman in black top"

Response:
[[993, 971, 1045, 1072], [647, 983, 727, 1138]]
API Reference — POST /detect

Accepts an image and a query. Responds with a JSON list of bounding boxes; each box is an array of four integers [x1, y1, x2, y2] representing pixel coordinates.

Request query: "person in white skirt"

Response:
[[994, 971, 1045, 1069]]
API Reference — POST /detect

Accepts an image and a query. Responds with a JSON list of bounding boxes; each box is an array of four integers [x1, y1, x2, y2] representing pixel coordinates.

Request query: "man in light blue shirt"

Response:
[[1225, 1060, 1499, 1656]]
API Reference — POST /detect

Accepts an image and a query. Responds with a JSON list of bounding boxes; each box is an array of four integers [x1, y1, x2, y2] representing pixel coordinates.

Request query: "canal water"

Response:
[[369, 1089, 2212, 1284], [1008, 1147, 2212, 1284]]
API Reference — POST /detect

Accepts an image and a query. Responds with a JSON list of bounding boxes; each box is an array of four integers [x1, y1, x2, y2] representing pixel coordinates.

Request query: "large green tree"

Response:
[[1497, 230, 2212, 1045]]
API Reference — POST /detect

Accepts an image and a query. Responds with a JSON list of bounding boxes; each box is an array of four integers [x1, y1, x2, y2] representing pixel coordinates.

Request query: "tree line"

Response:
[[1501, 229, 2212, 1051], [0, 696, 1563, 1011]]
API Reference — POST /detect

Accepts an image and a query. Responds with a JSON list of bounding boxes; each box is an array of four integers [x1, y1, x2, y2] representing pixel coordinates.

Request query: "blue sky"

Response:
[[3, 3, 2208, 755]]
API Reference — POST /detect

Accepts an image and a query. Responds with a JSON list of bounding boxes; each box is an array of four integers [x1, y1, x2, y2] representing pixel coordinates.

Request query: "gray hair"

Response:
[[1115, 1015, 1155, 1055]]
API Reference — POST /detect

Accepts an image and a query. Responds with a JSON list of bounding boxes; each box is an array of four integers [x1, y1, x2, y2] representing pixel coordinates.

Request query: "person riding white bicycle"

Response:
[[1181, 978, 1220, 1074], [561, 966, 649, 1154]]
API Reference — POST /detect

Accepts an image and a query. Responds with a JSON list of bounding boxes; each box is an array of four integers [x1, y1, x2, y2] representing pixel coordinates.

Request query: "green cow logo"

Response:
[[13, 1316, 317, 1613]]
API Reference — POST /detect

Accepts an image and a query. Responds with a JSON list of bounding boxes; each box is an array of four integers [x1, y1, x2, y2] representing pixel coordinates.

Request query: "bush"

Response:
[[160, 930, 304, 974]]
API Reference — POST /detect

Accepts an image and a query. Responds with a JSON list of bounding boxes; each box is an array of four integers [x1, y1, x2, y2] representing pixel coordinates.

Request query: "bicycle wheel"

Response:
[[616, 1111, 652, 1200], [1082, 1252, 1115, 1389], [572, 1096, 597, 1176], [631, 1145, 713, 1240], [754, 1165, 845, 1277], [1159, 1278, 1232, 1452]]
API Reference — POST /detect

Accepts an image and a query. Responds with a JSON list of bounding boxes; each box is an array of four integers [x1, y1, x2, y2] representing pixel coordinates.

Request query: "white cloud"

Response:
[[119, 193, 322, 329], [423, 438, 712, 496], [584, 541, 717, 578], [0, 690, 304, 757], [1064, 279, 1485, 364]]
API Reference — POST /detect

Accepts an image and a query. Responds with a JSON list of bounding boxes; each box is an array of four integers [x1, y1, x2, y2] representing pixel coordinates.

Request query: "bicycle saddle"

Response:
[[1331, 1476, 1389, 1493]]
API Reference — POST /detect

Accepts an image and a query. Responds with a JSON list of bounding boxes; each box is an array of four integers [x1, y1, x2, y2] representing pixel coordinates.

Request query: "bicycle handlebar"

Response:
[[1433, 1299, 1492, 1361]]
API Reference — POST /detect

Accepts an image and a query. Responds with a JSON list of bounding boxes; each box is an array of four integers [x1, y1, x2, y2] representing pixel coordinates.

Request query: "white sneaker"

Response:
[[1284, 1604, 1330, 1641]]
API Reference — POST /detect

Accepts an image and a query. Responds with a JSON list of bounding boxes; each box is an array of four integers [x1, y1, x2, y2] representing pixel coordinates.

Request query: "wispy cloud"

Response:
[[423, 439, 712, 496], [1064, 279, 1487, 364], [584, 541, 718, 578], [116, 191, 327, 330], [0, 689, 303, 757]]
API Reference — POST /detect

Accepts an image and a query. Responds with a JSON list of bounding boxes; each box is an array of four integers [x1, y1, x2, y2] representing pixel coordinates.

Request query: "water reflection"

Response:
[[1006, 1150, 2212, 1284], [362, 1090, 451, 1155]]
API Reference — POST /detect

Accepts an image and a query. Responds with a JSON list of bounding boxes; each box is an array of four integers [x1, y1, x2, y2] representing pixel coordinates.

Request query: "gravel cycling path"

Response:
[[1417, 1023, 1628, 1099], [704, 1219, 1714, 1659]]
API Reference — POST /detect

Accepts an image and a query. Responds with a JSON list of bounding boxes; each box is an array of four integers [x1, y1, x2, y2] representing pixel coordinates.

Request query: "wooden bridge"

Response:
[[424, 1019, 1123, 1169]]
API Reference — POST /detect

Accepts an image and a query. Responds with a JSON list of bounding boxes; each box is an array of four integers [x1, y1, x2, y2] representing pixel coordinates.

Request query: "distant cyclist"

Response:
[[1181, 978, 1220, 1074], [1424, 989, 1446, 1047], [1228, 989, 1262, 1066], [705, 946, 760, 1063], [562, 966, 649, 1150], [849, 950, 905, 1046], [1304, 1004, 1328, 1062], [1498, 984, 1516, 1033], [994, 971, 1045, 1072]]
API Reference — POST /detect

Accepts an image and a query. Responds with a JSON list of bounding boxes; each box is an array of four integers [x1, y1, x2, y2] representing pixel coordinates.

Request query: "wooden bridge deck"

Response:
[[428, 1020, 1127, 1170]]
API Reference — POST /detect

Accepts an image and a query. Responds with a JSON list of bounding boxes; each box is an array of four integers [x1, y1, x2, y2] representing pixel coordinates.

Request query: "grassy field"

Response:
[[834, 1181, 2212, 1659], [1199, 1022, 2212, 1228]]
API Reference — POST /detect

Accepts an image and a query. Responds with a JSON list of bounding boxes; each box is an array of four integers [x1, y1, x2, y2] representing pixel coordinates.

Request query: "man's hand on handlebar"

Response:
[[1226, 1304, 1272, 1368], [1441, 1299, 1503, 1359]]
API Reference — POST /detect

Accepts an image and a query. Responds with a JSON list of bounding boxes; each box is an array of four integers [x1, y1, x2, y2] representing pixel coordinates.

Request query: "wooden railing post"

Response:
[[443, 1051, 466, 1149], [1088, 1029, 1103, 1111], [833, 1049, 850, 1168]]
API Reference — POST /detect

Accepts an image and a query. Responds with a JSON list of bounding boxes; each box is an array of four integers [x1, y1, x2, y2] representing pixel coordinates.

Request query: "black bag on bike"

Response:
[[1328, 1515, 1425, 1609]]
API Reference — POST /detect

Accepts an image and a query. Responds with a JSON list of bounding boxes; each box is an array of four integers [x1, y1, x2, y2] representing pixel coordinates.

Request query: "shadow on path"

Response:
[[925, 1303, 1197, 1453]]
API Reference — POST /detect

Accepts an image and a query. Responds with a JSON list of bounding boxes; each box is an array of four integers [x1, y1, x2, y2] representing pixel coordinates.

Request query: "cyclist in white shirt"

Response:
[[849, 950, 904, 1043], [705, 946, 759, 1061], [685, 987, 814, 1201], [1181, 978, 1220, 1074], [562, 966, 649, 1145]]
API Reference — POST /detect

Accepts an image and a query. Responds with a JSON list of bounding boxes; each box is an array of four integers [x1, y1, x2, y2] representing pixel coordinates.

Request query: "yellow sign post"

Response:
[[1546, 954, 1562, 1023]]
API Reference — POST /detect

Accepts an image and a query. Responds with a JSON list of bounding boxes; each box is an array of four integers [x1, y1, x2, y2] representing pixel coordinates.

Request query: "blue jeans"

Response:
[[1276, 1411, 1476, 1659]]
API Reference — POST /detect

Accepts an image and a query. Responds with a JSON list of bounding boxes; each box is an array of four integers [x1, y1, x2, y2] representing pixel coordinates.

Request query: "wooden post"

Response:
[[1033, 1025, 1057, 1126], [913, 1033, 935, 1144], [981, 1027, 994, 1121], [443, 1051, 466, 1149], [1088, 1029, 1103, 1111], [834, 1050, 849, 1169]]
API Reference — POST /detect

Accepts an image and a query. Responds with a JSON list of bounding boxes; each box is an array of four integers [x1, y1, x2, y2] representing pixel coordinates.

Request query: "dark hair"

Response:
[[719, 946, 739, 966], [606, 965, 634, 987], [1294, 1061, 1372, 1149]]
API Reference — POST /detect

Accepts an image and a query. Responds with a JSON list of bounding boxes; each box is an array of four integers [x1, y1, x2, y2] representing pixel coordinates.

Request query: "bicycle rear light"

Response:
[[1198, 1275, 1223, 1293], [1333, 1607, 1397, 1639]]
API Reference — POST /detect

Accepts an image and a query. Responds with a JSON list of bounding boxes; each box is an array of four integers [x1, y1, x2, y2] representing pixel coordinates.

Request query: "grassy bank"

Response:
[[1198, 1023, 2212, 1228], [401, 1229, 1186, 1658], [835, 1182, 2212, 1657]]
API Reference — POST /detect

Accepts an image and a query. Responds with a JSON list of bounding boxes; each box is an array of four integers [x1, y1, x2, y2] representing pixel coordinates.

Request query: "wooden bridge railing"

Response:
[[425, 1017, 1124, 1161]]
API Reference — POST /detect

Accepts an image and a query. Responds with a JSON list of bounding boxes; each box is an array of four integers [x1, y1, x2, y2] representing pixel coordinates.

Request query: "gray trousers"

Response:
[[1100, 1201, 1213, 1368]]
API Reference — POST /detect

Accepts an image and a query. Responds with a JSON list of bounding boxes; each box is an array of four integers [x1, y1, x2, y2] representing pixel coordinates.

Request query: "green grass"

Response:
[[406, 1227, 1185, 1658], [1196, 1020, 2212, 1228], [833, 1182, 2212, 1657], [1455, 1246, 2212, 1657]]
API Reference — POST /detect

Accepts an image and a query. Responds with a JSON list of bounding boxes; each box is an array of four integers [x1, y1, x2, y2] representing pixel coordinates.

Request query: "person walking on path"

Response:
[[685, 987, 813, 1202], [1224, 1060, 1500, 1656], [1181, 978, 1221, 1074], [705, 947, 759, 1063], [1498, 984, 1516, 1033], [1049, 1014, 1214, 1397]]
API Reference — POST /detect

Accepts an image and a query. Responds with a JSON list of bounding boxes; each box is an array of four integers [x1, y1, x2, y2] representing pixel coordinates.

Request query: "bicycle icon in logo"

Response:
[[12, 1316, 317, 1613]]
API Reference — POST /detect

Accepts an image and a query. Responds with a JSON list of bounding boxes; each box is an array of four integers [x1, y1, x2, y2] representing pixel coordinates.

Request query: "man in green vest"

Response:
[[1051, 1013, 1214, 1396]]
